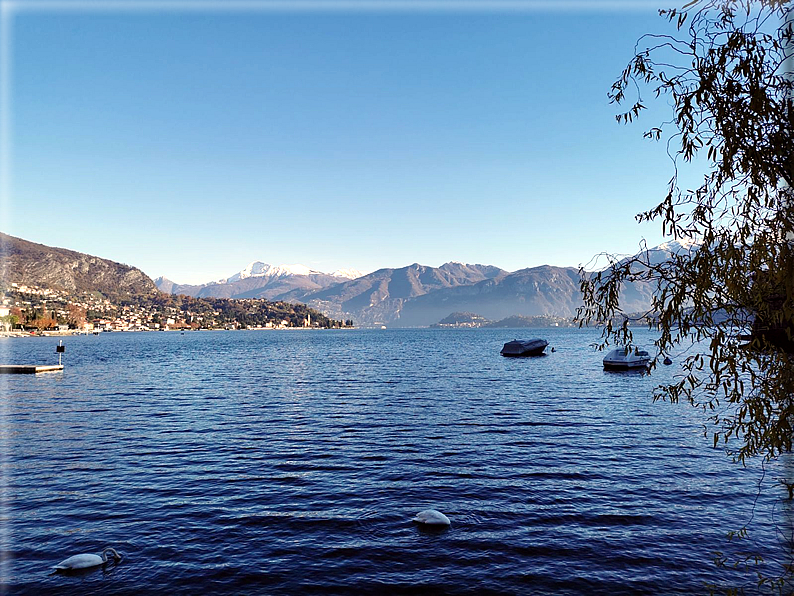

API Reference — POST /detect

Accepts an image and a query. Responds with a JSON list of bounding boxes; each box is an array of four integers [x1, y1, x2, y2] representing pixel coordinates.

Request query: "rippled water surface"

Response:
[[2, 328, 791, 594]]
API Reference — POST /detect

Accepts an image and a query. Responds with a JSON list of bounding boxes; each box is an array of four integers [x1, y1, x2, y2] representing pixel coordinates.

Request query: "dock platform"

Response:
[[0, 365, 64, 374]]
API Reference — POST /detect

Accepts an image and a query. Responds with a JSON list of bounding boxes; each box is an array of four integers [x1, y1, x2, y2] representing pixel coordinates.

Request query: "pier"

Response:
[[0, 365, 64, 374], [0, 340, 66, 373]]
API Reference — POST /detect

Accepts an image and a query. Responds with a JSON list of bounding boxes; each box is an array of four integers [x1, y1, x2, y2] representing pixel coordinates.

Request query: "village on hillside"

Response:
[[0, 283, 352, 335]]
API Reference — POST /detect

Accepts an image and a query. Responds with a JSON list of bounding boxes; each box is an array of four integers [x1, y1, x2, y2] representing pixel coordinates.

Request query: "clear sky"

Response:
[[4, 1, 689, 284]]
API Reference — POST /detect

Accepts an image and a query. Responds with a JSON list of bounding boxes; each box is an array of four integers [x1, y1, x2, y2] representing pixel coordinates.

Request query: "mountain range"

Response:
[[155, 262, 364, 302], [155, 246, 691, 327], [1, 231, 690, 328]]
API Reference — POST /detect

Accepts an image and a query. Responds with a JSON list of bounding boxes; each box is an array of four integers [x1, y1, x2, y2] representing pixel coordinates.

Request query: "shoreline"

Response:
[[0, 327, 358, 338]]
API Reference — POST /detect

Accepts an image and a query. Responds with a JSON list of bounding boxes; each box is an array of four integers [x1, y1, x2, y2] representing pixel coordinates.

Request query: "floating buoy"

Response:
[[53, 547, 121, 571], [412, 509, 451, 526], [663, 357, 673, 365]]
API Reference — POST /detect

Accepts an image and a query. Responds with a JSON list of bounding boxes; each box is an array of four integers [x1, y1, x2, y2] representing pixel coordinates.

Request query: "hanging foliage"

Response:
[[577, 0, 793, 465]]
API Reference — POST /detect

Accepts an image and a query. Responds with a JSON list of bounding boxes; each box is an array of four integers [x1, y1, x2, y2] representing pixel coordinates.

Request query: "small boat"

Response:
[[500, 338, 548, 357], [603, 347, 650, 370]]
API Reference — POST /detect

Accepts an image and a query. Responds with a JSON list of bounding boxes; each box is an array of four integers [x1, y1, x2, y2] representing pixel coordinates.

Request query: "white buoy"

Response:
[[54, 547, 121, 571], [412, 509, 451, 526]]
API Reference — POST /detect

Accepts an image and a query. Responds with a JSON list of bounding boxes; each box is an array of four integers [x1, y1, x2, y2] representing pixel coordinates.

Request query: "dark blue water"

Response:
[[1, 328, 791, 594]]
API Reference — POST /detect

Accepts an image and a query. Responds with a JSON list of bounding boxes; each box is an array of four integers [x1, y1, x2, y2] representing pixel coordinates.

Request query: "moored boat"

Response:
[[500, 338, 548, 357], [603, 347, 650, 370]]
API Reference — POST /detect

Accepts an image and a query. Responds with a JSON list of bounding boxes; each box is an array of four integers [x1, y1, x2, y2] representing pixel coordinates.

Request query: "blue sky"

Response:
[[5, 1, 687, 284]]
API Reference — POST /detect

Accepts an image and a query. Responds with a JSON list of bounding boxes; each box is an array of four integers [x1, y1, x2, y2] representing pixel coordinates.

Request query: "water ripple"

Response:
[[2, 328, 788, 594]]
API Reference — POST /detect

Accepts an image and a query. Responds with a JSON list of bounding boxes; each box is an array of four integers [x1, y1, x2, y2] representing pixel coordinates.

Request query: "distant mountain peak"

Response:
[[652, 238, 699, 253], [154, 276, 176, 294], [330, 268, 365, 280], [157, 260, 367, 301], [272, 264, 316, 277], [222, 262, 318, 284]]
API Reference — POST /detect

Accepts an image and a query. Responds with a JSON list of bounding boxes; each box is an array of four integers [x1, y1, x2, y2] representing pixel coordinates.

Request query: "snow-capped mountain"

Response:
[[218, 262, 364, 284], [644, 239, 700, 266], [592, 239, 701, 273], [157, 262, 366, 301], [221, 262, 319, 284], [653, 238, 699, 254], [330, 268, 366, 280]]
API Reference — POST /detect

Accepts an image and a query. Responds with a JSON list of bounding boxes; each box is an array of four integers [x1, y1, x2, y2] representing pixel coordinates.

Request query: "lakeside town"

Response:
[[0, 282, 353, 336]]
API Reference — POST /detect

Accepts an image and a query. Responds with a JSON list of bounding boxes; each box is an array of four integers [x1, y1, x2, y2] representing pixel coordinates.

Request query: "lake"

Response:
[[1, 328, 790, 594]]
